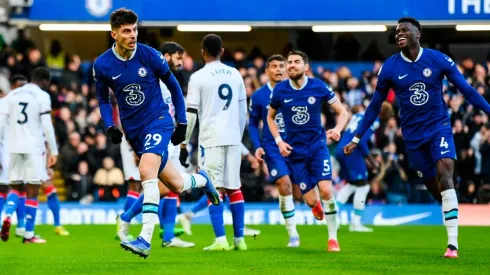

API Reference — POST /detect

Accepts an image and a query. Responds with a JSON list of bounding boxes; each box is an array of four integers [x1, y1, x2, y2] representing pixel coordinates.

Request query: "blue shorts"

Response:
[[335, 150, 368, 182], [289, 146, 332, 194], [128, 123, 173, 174], [263, 148, 290, 183], [405, 129, 456, 180]]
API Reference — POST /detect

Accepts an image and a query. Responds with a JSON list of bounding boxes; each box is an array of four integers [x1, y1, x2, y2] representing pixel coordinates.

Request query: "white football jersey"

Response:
[[160, 80, 175, 123], [0, 83, 52, 154], [187, 61, 246, 148]]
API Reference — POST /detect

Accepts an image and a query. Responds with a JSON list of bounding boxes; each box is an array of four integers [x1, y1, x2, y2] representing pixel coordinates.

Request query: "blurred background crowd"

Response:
[[0, 29, 490, 205]]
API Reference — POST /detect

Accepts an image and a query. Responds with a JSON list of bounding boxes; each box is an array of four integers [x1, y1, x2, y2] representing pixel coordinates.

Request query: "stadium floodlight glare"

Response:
[[312, 25, 387, 32], [455, 25, 490, 31], [176, 24, 252, 32], [39, 24, 111, 31]]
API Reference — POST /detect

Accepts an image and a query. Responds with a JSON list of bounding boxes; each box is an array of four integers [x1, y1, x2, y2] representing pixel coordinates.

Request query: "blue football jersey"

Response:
[[249, 82, 286, 149], [376, 48, 454, 148], [93, 43, 174, 140], [337, 112, 379, 156], [270, 77, 337, 158]]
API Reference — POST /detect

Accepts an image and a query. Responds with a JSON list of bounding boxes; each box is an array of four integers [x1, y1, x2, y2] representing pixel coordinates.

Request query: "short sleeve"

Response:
[[323, 84, 337, 105], [40, 92, 52, 114], [186, 74, 200, 109]]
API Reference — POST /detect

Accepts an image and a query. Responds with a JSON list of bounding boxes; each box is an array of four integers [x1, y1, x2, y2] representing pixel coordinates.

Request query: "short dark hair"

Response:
[[288, 50, 309, 64], [202, 34, 223, 58], [161, 42, 185, 56], [266, 54, 285, 67], [110, 8, 138, 29], [398, 17, 422, 32], [10, 74, 27, 83], [31, 67, 51, 83]]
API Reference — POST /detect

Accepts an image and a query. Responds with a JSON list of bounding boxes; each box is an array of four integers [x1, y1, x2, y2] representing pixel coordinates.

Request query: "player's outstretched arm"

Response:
[[445, 59, 490, 114], [248, 109, 262, 151], [327, 100, 348, 141], [344, 91, 387, 155]]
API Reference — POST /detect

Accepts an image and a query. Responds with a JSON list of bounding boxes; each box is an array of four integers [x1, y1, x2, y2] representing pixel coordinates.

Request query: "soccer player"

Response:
[[177, 143, 262, 237], [268, 51, 348, 252], [335, 103, 392, 232], [179, 34, 248, 251], [94, 8, 219, 258], [248, 54, 323, 247], [0, 67, 58, 243], [0, 75, 26, 215], [344, 17, 490, 259]]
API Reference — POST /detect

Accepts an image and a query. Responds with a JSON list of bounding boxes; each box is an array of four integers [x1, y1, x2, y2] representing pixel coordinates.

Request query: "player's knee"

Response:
[[139, 166, 155, 181], [275, 177, 292, 196]]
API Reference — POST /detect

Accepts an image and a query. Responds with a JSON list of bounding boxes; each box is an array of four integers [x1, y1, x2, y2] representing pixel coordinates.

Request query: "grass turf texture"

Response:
[[1, 225, 489, 275]]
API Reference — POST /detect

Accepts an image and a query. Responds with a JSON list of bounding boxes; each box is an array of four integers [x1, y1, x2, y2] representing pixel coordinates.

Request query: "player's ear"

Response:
[[304, 63, 310, 72], [110, 29, 117, 41], [219, 48, 224, 57]]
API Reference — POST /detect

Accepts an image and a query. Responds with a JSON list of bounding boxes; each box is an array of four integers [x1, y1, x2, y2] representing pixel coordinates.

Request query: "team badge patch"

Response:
[[271, 169, 277, 177], [138, 67, 147, 77], [423, 68, 432, 77], [299, 182, 307, 190], [308, 96, 316, 104]]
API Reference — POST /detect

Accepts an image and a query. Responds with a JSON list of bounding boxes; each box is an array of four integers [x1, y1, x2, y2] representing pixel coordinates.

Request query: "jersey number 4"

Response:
[[17, 102, 28, 125], [440, 137, 449, 149], [218, 84, 232, 110]]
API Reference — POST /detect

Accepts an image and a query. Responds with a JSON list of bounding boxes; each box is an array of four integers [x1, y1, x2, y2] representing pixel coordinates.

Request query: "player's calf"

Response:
[[0, 185, 8, 212], [436, 158, 459, 255], [23, 183, 45, 243], [226, 189, 245, 245], [318, 180, 340, 250], [275, 176, 299, 240]]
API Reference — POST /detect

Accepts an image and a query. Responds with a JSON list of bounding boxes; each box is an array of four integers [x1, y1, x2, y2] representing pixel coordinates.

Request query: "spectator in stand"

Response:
[[93, 157, 124, 202]]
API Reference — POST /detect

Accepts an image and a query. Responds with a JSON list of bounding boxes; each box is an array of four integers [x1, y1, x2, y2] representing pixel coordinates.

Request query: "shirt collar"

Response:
[[112, 43, 137, 61], [400, 47, 424, 63], [288, 75, 308, 90]]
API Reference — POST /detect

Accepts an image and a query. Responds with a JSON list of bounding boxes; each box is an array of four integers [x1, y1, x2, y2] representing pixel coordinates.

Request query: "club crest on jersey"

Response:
[[292, 106, 310, 125], [308, 96, 316, 105], [409, 82, 429, 106], [138, 67, 147, 77], [423, 68, 432, 77]]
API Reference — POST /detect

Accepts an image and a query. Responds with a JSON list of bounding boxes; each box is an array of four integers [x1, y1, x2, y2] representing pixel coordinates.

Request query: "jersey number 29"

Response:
[[218, 84, 232, 110], [17, 102, 28, 125]]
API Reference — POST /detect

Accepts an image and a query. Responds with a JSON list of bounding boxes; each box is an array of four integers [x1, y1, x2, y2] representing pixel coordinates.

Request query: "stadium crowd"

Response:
[[0, 31, 489, 204]]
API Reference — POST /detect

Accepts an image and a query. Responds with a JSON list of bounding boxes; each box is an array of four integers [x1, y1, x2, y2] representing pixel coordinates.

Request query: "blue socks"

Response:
[[208, 194, 225, 238], [4, 190, 20, 217], [227, 190, 245, 238], [191, 195, 209, 214], [45, 186, 61, 227], [125, 191, 140, 212], [162, 195, 178, 242], [16, 193, 26, 229], [24, 199, 38, 239], [121, 195, 144, 222]]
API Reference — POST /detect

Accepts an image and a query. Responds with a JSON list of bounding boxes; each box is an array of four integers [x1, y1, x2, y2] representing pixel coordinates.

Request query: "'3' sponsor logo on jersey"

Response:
[[292, 106, 310, 125], [409, 82, 429, 106], [123, 84, 145, 106]]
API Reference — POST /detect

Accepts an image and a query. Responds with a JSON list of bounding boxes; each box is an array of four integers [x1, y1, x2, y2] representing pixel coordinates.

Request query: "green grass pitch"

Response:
[[1, 225, 489, 274]]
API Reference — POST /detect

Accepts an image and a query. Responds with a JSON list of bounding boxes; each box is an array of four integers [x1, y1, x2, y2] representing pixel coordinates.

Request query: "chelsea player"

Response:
[[335, 103, 392, 232], [249, 54, 324, 247], [344, 17, 490, 259], [93, 8, 219, 258], [268, 51, 349, 252]]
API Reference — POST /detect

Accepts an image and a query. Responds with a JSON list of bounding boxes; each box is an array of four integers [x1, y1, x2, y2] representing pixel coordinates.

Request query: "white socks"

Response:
[[181, 172, 207, 192], [140, 179, 159, 243], [441, 189, 459, 249], [322, 198, 338, 241], [336, 183, 356, 204], [352, 184, 370, 225], [279, 194, 298, 238]]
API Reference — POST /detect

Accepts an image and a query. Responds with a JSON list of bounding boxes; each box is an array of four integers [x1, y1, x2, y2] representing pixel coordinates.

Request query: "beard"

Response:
[[288, 71, 304, 81]]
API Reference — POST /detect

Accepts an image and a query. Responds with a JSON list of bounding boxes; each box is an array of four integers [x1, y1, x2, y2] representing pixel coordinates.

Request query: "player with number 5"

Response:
[[93, 8, 220, 258], [268, 50, 348, 252], [343, 17, 490, 259]]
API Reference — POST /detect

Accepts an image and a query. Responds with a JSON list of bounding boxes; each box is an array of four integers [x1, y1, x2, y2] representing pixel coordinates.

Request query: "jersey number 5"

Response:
[[322, 159, 331, 176], [218, 84, 232, 110], [17, 102, 28, 125]]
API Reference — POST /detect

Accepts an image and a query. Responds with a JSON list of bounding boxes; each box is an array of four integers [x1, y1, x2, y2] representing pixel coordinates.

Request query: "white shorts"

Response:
[[120, 138, 141, 181], [199, 145, 242, 190], [0, 147, 9, 184], [9, 153, 45, 183], [41, 151, 49, 182]]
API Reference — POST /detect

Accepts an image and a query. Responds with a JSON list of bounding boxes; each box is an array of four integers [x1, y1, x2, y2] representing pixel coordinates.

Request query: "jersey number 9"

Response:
[[218, 84, 232, 110], [17, 102, 28, 125]]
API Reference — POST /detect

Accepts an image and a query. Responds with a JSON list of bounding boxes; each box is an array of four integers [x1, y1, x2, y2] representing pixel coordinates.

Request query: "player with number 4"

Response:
[[267, 51, 348, 252], [343, 17, 490, 258]]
